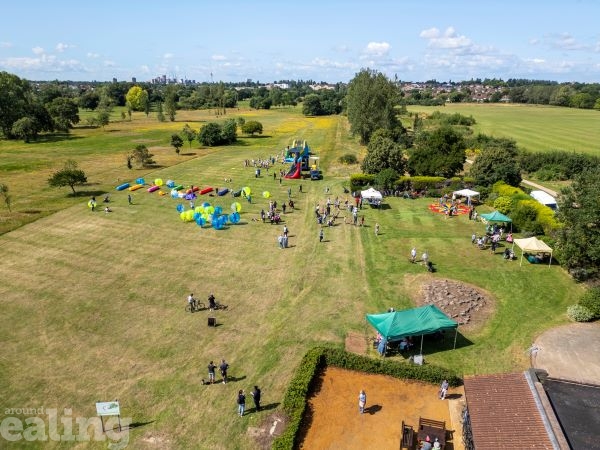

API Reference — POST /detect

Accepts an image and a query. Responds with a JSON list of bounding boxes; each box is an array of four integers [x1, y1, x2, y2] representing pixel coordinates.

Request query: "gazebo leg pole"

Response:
[[453, 328, 458, 349], [420, 335, 424, 354]]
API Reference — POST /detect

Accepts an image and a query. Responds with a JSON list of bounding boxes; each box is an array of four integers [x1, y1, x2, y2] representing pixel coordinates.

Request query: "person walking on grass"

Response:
[[375, 223, 380, 236], [411, 247, 417, 263], [358, 390, 366, 414], [207, 361, 216, 384], [251, 386, 261, 411], [237, 390, 246, 416], [319, 228, 324, 243], [220, 359, 229, 384]]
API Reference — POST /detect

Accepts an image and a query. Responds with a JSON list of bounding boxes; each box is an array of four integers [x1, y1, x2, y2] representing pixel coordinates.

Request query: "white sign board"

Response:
[[96, 401, 120, 416]]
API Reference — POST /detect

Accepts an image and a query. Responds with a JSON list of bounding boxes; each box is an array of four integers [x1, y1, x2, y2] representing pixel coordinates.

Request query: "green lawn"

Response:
[[408, 103, 600, 155], [0, 105, 583, 448]]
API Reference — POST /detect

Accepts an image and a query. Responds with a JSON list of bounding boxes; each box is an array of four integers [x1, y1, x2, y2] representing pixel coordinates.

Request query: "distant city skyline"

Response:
[[2, 1, 599, 83]]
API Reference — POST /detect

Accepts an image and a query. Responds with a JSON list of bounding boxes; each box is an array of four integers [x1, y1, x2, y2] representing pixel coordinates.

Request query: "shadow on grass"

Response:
[[249, 402, 280, 414], [30, 133, 84, 143], [68, 190, 107, 198], [180, 152, 197, 156], [226, 375, 247, 383], [125, 420, 155, 430]]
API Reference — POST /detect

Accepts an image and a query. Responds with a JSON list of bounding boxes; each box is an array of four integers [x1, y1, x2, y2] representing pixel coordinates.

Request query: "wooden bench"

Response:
[[400, 420, 414, 449], [417, 417, 446, 449]]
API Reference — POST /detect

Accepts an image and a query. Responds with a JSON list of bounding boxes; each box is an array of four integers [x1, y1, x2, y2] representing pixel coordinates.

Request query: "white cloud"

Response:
[[421, 26, 471, 49], [550, 33, 585, 51], [364, 41, 391, 57], [212, 54, 226, 61], [140, 65, 150, 73], [56, 43, 72, 53], [0, 41, 12, 48], [32, 47, 44, 55], [87, 52, 100, 59], [163, 53, 173, 59], [1, 55, 85, 73], [103, 60, 115, 67]]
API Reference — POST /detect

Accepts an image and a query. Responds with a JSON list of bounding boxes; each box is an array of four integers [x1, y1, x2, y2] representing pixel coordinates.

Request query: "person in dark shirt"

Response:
[[220, 359, 229, 384], [251, 386, 261, 411]]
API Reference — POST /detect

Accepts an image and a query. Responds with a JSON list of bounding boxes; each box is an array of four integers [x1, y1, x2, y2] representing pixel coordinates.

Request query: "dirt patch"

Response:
[[405, 274, 495, 333], [249, 411, 289, 450], [345, 331, 367, 355], [299, 366, 463, 450]]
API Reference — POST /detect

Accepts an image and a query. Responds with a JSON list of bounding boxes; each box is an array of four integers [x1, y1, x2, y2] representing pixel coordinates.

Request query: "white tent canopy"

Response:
[[513, 237, 553, 266], [361, 188, 382, 205], [453, 188, 480, 199]]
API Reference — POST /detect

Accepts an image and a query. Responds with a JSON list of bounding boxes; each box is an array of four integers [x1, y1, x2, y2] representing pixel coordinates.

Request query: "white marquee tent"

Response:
[[453, 188, 480, 204], [513, 237, 553, 267], [361, 188, 383, 206]]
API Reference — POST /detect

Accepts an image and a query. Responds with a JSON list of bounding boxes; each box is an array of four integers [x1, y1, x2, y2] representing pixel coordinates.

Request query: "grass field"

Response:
[[408, 103, 600, 155], [0, 104, 585, 449]]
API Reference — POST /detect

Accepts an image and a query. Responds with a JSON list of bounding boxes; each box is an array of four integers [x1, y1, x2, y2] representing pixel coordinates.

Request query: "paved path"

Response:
[[533, 322, 600, 385]]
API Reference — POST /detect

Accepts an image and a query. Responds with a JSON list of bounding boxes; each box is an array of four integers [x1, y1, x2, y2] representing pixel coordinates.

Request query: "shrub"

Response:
[[567, 304, 595, 322], [349, 173, 375, 192], [579, 288, 600, 319], [493, 196, 513, 214], [339, 154, 358, 165], [492, 181, 526, 197]]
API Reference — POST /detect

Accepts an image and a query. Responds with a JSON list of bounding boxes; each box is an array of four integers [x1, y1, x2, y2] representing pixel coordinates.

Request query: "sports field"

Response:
[[0, 105, 585, 448]]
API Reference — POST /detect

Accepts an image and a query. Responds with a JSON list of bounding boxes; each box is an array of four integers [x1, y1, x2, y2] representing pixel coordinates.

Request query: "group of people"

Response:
[[187, 292, 217, 311]]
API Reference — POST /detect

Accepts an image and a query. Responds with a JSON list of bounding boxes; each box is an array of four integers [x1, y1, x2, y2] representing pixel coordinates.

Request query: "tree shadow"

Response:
[[180, 152, 197, 156], [68, 190, 107, 198], [31, 133, 83, 143]]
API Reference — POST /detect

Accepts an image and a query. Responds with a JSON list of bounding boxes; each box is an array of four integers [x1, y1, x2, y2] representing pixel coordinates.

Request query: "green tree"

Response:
[[125, 86, 149, 112], [96, 110, 110, 128], [469, 143, 522, 187], [407, 126, 466, 177], [361, 130, 406, 175], [346, 69, 399, 144], [130, 145, 155, 168], [374, 168, 400, 190], [181, 124, 196, 148], [47, 160, 87, 194], [220, 119, 237, 144], [302, 94, 323, 116], [171, 134, 183, 155], [198, 123, 223, 146], [11, 117, 38, 142], [157, 102, 166, 122], [0, 71, 32, 138], [241, 120, 263, 136], [0, 182, 11, 212], [46, 97, 80, 132], [556, 168, 600, 280], [165, 89, 180, 116], [79, 90, 100, 110]]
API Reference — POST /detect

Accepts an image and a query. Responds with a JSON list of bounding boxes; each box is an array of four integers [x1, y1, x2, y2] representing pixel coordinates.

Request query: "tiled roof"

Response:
[[464, 373, 554, 449]]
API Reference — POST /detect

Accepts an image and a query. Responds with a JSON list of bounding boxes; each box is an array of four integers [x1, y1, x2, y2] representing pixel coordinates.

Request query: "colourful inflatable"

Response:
[[148, 185, 160, 193], [158, 191, 166, 196], [231, 202, 242, 212], [191, 186, 200, 192], [173, 185, 184, 191], [166, 180, 175, 188], [154, 178, 163, 186], [200, 187, 214, 195], [116, 183, 130, 191], [136, 177, 145, 185], [217, 188, 229, 196], [263, 191, 270, 198], [242, 187, 251, 197], [129, 184, 143, 191]]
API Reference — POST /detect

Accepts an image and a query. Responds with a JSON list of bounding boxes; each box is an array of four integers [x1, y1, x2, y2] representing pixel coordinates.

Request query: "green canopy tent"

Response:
[[480, 210, 512, 232], [366, 304, 459, 355]]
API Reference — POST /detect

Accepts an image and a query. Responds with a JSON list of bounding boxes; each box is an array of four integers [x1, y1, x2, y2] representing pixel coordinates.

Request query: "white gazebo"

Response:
[[513, 237, 553, 267], [453, 188, 480, 205], [360, 188, 383, 206]]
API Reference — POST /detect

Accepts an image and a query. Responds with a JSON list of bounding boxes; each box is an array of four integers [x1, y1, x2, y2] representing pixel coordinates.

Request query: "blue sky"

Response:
[[1, 0, 599, 83]]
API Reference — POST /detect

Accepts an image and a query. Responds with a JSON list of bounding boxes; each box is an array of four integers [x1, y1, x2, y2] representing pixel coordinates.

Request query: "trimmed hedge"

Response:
[[272, 346, 462, 450]]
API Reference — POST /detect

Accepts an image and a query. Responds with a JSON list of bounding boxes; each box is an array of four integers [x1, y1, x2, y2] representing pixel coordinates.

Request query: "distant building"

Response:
[[132, 77, 136, 83]]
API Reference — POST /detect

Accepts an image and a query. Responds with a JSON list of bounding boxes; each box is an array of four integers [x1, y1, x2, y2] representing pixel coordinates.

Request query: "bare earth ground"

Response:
[[299, 367, 464, 450]]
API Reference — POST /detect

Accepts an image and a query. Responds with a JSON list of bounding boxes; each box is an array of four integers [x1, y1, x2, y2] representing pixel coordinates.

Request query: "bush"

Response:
[[272, 346, 462, 450], [567, 304, 595, 322], [492, 181, 526, 197], [493, 196, 513, 214], [579, 288, 600, 319], [349, 173, 375, 192], [339, 154, 358, 165]]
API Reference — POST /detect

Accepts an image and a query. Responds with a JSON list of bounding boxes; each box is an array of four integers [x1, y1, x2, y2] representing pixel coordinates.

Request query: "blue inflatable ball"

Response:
[[176, 204, 184, 213], [228, 213, 236, 223], [220, 215, 228, 224], [212, 220, 222, 230], [232, 212, 240, 223], [193, 212, 200, 220], [202, 202, 211, 208], [196, 217, 205, 227], [214, 206, 223, 215]]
